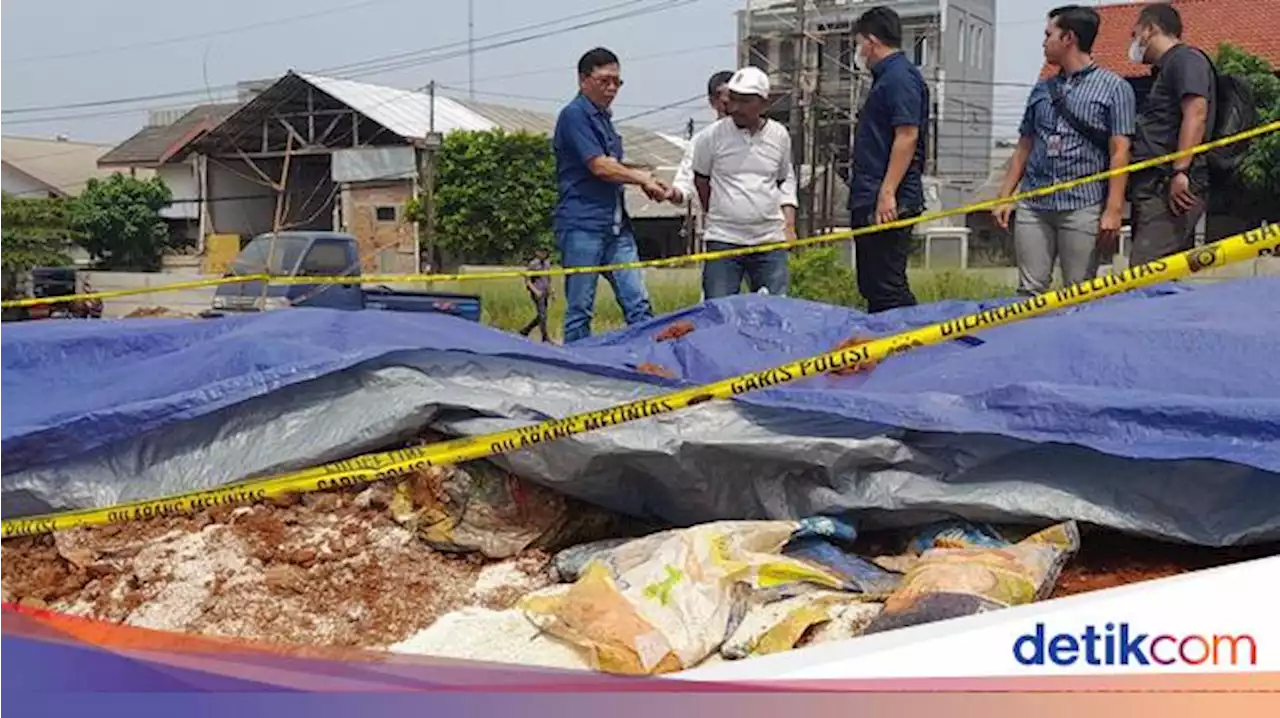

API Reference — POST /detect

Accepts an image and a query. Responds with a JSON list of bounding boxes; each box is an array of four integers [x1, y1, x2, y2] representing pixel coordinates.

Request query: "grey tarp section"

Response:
[[5, 352, 1277, 546]]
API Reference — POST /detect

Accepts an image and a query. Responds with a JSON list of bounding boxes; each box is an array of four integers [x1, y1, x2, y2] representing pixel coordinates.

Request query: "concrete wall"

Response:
[[340, 182, 416, 274], [84, 271, 220, 318], [937, 0, 996, 179], [159, 162, 199, 220]]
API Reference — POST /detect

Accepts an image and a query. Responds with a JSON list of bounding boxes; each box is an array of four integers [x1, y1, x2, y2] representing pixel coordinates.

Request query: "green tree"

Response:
[[1214, 43, 1280, 196], [1, 194, 77, 294], [69, 174, 173, 271], [424, 129, 558, 264]]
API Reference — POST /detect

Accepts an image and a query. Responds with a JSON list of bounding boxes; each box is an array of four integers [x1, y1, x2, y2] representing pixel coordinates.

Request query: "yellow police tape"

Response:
[[0, 275, 272, 310], [284, 119, 1280, 286], [4, 120, 1278, 310], [4, 221, 1277, 539]]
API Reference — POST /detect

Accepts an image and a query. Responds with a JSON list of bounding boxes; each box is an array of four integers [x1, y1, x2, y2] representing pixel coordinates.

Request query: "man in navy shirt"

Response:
[[848, 6, 929, 313], [553, 47, 664, 343]]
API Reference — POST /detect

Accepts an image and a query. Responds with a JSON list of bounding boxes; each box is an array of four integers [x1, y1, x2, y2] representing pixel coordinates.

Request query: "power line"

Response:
[[6, 0, 408, 65], [444, 42, 735, 85], [2, 0, 692, 117], [314, 0, 700, 80]]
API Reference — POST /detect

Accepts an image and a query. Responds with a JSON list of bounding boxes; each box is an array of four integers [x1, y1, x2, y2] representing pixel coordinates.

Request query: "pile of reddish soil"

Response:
[[0, 489, 550, 649], [123, 306, 196, 319], [1049, 531, 1278, 598]]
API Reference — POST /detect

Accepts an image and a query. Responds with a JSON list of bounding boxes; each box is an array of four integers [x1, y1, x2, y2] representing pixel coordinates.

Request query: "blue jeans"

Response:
[[701, 241, 789, 299], [558, 228, 653, 343]]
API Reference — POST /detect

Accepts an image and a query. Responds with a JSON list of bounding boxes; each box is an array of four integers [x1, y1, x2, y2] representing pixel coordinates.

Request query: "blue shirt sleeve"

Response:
[[1018, 86, 1040, 138], [887, 75, 924, 129], [1108, 78, 1137, 137], [556, 104, 608, 167]]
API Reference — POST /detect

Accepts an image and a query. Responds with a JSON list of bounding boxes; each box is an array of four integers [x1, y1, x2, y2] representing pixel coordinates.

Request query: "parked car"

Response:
[[207, 232, 482, 321]]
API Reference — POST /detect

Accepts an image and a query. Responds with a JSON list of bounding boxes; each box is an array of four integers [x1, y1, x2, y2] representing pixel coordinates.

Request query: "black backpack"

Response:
[[1194, 47, 1259, 186]]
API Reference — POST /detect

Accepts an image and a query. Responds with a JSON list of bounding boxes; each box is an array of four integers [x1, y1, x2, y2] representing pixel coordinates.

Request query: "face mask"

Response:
[[853, 44, 869, 72], [1128, 36, 1146, 64]]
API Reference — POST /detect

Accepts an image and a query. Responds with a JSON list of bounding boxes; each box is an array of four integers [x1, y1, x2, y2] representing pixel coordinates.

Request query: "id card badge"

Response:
[[1047, 134, 1063, 158]]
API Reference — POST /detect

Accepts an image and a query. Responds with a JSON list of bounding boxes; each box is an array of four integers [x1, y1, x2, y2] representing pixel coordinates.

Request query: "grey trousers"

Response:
[[1130, 175, 1207, 266], [1014, 205, 1102, 295]]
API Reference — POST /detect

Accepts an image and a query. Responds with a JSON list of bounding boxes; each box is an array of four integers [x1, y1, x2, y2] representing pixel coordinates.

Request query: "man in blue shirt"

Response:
[[993, 5, 1135, 295], [553, 47, 665, 343], [848, 6, 929, 313]]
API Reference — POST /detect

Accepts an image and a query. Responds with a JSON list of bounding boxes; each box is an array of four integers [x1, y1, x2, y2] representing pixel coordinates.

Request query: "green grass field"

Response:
[[418, 267, 1016, 341]]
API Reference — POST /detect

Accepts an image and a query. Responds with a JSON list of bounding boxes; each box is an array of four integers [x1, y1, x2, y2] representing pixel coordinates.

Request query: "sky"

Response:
[[1, 0, 1096, 146]]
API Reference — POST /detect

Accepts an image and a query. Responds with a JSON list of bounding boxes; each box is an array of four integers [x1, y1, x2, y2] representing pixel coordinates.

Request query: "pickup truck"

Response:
[[208, 232, 482, 321]]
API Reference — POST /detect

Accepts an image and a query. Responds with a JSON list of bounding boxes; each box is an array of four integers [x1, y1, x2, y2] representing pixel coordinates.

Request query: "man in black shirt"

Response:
[[1127, 3, 1215, 265]]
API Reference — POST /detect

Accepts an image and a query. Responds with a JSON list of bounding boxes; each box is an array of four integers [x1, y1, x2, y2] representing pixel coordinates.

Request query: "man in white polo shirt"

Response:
[[689, 66, 798, 298]]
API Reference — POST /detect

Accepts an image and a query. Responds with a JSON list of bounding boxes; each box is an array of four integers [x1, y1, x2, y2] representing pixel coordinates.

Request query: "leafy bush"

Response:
[[788, 246, 865, 308], [430, 129, 558, 264], [1214, 43, 1280, 198], [70, 174, 173, 271]]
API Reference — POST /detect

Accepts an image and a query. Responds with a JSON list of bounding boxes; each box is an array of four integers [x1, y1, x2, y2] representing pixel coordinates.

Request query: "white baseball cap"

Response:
[[726, 66, 770, 98]]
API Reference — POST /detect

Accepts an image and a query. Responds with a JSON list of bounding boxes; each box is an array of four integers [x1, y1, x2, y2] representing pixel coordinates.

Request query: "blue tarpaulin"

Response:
[[4, 278, 1279, 544]]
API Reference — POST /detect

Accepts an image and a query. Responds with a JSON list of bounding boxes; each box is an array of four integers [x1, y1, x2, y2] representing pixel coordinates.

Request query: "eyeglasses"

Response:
[[590, 74, 624, 88]]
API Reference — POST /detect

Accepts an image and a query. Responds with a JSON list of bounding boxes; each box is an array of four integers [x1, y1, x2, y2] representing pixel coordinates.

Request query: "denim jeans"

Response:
[[558, 228, 653, 343], [702, 241, 789, 299]]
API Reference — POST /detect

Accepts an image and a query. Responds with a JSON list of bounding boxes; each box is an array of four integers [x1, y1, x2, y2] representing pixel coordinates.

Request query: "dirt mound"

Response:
[[1, 490, 551, 649], [123, 306, 196, 319]]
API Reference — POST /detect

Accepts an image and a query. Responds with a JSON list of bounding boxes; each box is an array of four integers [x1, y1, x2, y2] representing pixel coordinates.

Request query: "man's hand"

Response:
[[1097, 205, 1122, 256], [642, 179, 669, 202], [1168, 172, 1198, 215], [993, 203, 1015, 231], [875, 190, 899, 226], [784, 223, 798, 243], [664, 186, 684, 204]]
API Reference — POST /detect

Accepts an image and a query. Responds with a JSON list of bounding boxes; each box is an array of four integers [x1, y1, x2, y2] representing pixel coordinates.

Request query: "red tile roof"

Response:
[[1039, 0, 1280, 80]]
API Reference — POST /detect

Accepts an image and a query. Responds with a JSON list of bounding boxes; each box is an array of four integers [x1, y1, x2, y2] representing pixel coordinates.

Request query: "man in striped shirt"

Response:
[[994, 5, 1136, 296]]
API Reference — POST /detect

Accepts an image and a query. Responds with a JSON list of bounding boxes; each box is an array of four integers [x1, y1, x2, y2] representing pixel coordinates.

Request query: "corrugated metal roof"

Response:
[[98, 102, 242, 167], [297, 73, 496, 138]]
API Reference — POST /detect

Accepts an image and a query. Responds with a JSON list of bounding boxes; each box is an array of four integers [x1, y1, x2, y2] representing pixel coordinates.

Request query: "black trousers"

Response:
[[853, 207, 920, 313], [520, 291, 550, 341]]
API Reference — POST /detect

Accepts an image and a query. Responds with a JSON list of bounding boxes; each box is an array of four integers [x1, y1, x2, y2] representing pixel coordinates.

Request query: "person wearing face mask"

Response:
[[993, 5, 1135, 297], [847, 6, 929, 313], [553, 47, 662, 343], [1127, 3, 1216, 266], [689, 66, 798, 298]]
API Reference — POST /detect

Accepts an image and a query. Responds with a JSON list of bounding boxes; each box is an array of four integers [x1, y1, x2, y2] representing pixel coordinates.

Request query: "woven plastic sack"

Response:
[[388, 462, 618, 559], [864, 521, 1081, 634], [721, 588, 879, 660], [519, 520, 849, 675]]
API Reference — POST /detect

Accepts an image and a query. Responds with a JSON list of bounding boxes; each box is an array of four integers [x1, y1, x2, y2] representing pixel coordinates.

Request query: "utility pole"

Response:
[[418, 80, 443, 274], [467, 0, 476, 100], [788, 0, 807, 171]]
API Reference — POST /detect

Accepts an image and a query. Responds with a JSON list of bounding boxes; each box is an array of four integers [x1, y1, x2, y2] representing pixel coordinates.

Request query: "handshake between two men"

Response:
[[639, 176, 684, 205]]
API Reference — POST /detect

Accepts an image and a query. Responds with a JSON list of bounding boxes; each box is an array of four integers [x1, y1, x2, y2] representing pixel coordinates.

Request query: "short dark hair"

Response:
[[577, 47, 619, 77], [1138, 3, 1183, 37], [1048, 5, 1101, 53], [707, 70, 734, 98], [706, 70, 737, 97], [853, 6, 903, 48]]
